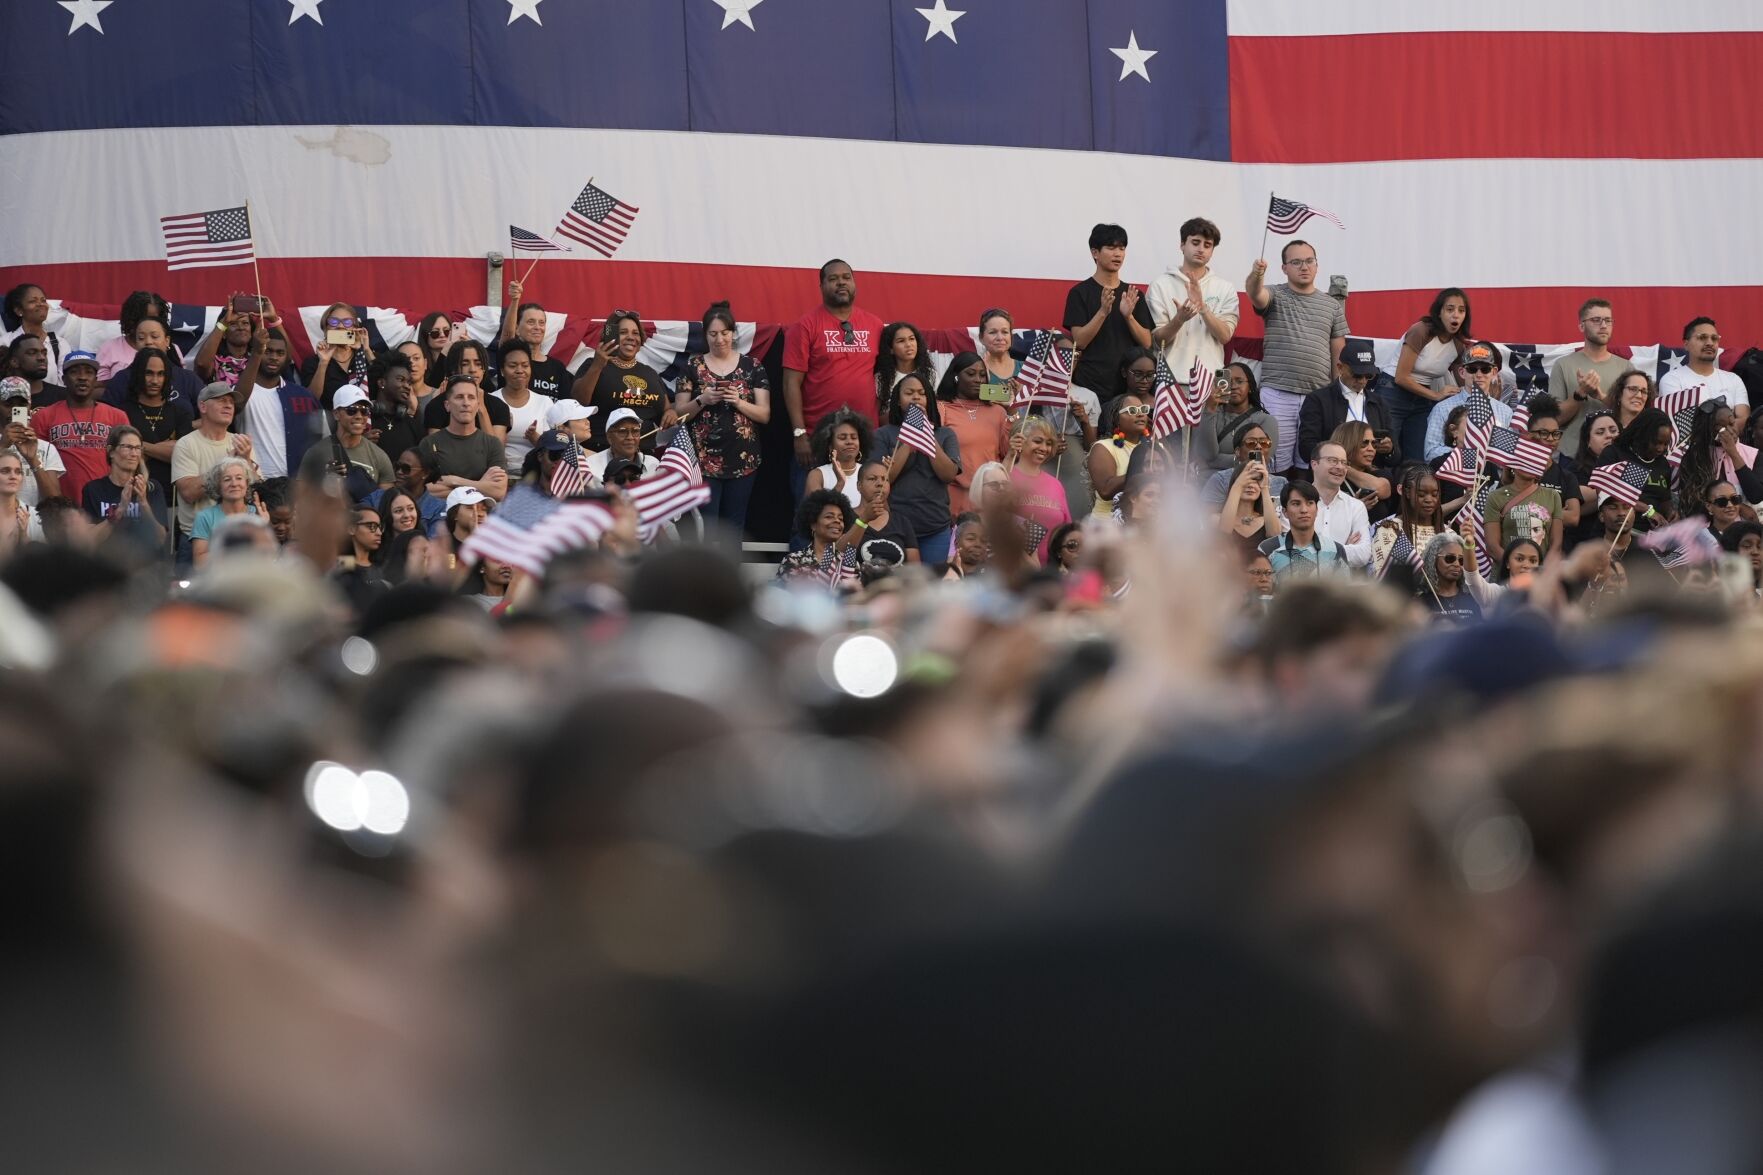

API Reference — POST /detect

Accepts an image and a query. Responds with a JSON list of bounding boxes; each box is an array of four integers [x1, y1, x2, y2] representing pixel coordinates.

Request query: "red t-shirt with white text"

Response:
[[31, 399, 129, 506], [782, 305, 884, 429]]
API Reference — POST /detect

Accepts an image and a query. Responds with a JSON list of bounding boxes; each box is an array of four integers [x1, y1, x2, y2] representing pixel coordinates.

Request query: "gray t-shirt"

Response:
[[1549, 352, 1633, 458], [1255, 285, 1349, 396], [418, 427, 507, 481]]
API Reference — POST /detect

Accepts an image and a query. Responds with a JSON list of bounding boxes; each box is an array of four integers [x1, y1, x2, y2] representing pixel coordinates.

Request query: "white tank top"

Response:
[[816, 463, 863, 509], [1412, 336, 1459, 393]]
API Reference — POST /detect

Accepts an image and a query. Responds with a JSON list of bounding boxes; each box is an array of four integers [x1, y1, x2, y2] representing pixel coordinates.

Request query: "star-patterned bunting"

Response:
[[1110, 31, 1157, 82], [916, 0, 965, 43]]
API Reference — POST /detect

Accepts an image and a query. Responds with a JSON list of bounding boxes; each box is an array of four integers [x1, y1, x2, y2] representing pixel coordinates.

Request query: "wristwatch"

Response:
[[792, 427, 807, 439], [1572, 390, 1588, 400]]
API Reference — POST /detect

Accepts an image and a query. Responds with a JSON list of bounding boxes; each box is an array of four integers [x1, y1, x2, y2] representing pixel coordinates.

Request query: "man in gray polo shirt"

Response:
[[1246, 240, 1349, 477]]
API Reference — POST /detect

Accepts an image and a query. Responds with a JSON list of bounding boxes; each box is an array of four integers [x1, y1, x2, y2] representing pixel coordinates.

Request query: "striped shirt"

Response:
[[1255, 285, 1349, 396]]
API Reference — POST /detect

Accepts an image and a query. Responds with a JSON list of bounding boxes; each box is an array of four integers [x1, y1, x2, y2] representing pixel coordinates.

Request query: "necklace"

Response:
[[609, 355, 637, 370]]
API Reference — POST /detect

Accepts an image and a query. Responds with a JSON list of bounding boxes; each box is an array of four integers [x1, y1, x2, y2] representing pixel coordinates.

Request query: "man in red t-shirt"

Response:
[[30, 351, 127, 506], [782, 260, 884, 490]]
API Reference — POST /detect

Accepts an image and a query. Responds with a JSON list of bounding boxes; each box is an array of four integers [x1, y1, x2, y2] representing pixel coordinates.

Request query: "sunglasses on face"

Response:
[[1464, 364, 1494, 374], [338, 405, 371, 415], [427, 327, 450, 338], [1710, 495, 1744, 508], [1438, 553, 1463, 565], [396, 462, 419, 473]]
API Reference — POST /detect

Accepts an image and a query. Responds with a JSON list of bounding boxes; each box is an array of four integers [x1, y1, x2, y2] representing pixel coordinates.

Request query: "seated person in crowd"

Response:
[[416, 376, 509, 502]]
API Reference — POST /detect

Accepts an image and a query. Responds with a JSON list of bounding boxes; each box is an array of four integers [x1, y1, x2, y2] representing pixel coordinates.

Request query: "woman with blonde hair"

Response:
[[1007, 414, 1072, 564]]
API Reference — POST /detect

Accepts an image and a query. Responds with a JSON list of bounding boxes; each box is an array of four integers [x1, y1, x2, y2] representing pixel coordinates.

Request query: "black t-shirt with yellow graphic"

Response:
[[580, 360, 668, 448]]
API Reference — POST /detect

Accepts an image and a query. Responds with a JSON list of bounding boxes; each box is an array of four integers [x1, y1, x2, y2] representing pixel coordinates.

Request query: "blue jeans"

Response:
[[705, 474, 756, 536], [916, 527, 953, 565], [1383, 387, 1433, 467]]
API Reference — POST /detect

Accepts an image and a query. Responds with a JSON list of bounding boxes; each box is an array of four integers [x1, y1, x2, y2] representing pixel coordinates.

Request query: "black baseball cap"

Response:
[[1340, 338, 1378, 377]]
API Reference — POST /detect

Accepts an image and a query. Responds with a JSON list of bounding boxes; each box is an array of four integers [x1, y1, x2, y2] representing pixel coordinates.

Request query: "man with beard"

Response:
[[29, 351, 125, 506], [238, 325, 321, 481]]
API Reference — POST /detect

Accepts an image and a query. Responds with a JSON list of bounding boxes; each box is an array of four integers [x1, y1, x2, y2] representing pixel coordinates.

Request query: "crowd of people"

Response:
[[4, 218, 1763, 1171]]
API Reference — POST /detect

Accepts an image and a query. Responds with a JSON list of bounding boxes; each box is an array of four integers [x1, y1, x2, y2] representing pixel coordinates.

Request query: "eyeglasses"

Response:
[[1118, 404, 1151, 416], [1249, 568, 1275, 578], [1061, 539, 1082, 550], [338, 405, 371, 415], [1438, 553, 1462, 565], [1126, 368, 1156, 381], [1710, 495, 1744, 508], [1527, 428, 1561, 440], [355, 520, 382, 531], [1318, 456, 1347, 466], [1582, 316, 1613, 326], [113, 442, 143, 452], [1283, 258, 1317, 268]]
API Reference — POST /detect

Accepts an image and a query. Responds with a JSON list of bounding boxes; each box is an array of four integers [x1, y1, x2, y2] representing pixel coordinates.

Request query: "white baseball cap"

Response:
[[446, 486, 489, 510], [546, 400, 596, 427], [332, 385, 371, 411], [604, 407, 641, 431]]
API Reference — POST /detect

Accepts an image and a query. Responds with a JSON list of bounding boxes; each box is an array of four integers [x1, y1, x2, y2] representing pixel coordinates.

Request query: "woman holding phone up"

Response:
[[302, 301, 374, 411]]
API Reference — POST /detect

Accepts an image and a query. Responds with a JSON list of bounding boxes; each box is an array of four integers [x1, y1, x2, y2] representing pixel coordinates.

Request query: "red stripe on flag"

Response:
[[11, 259, 1763, 356], [1230, 32, 1763, 163]]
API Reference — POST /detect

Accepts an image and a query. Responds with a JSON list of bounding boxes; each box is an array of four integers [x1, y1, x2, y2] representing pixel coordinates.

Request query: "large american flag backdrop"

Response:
[[3, 0, 1761, 344]]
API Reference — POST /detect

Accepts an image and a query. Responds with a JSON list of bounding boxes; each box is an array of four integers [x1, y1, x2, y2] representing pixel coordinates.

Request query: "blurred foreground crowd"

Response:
[[5, 470, 1763, 1173]]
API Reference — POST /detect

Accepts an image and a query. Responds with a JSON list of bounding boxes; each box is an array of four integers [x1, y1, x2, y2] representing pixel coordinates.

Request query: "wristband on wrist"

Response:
[[853, 518, 868, 530]]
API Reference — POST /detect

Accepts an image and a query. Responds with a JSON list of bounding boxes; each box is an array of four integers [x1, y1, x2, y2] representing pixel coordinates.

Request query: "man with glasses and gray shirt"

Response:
[[1246, 240, 1348, 477]]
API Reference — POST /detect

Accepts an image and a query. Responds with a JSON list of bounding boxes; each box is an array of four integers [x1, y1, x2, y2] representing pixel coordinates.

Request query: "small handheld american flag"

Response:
[[1015, 331, 1073, 409], [1638, 515, 1724, 569], [1482, 426, 1554, 478], [1378, 528, 1425, 581], [555, 180, 639, 257], [459, 484, 615, 578], [1266, 194, 1345, 235], [159, 205, 255, 271], [1654, 383, 1703, 444], [657, 424, 704, 485], [1435, 445, 1481, 488], [510, 225, 569, 254], [1455, 480, 1498, 578], [822, 542, 859, 590], [548, 433, 594, 498], [1586, 461, 1652, 509], [1150, 353, 1200, 439], [899, 403, 941, 459], [1463, 389, 1498, 454]]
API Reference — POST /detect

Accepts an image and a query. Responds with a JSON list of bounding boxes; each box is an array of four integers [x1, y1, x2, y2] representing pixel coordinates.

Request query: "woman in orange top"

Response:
[[935, 351, 1010, 517]]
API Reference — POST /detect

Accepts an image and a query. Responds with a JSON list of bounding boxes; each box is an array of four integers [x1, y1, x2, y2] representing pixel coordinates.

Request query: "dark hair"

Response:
[[1441, 404, 1468, 445], [1683, 315, 1718, 341], [125, 347, 172, 402], [794, 489, 854, 540], [1088, 223, 1128, 251], [2, 283, 42, 326], [264, 325, 290, 349], [875, 322, 932, 417], [603, 308, 643, 343], [1280, 239, 1314, 264], [1605, 369, 1654, 420], [376, 487, 421, 555], [381, 528, 428, 586], [1280, 480, 1320, 507], [1178, 217, 1221, 245], [1396, 464, 1444, 535], [1220, 362, 1261, 413], [1115, 346, 1158, 399], [369, 349, 413, 398], [701, 300, 735, 335], [1572, 409, 1618, 480], [1676, 400, 1737, 515], [1616, 407, 1672, 461], [818, 259, 850, 281], [1719, 520, 1763, 553], [936, 351, 984, 402], [811, 408, 874, 467], [415, 311, 453, 361], [1498, 539, 1543, 583], [257, 477, 292, 512], [442, 338, 491, 381], [1047, 522, 1083, 568], [499, 338, 534, 364], [1523, 395, 1561, 424], [1424, 287, 1472, 341], [399, 447, 439, 482], [886, 372, 942, 429], [119, 290, 169, 338], [1231, 420, 1270, 449]]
